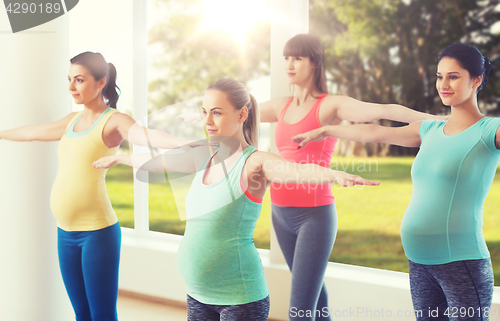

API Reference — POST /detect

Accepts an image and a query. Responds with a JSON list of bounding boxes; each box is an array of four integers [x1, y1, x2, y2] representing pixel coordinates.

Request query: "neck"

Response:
[[83, 96, 109, 116], [448, 95, 483, 124], [293, 76, 322, 104], [215, 136, 247, 163], [293, 85, 321, 104]]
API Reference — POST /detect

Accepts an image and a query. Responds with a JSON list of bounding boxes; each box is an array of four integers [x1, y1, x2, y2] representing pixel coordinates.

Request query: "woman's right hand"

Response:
[[93, 155, 121, 169]]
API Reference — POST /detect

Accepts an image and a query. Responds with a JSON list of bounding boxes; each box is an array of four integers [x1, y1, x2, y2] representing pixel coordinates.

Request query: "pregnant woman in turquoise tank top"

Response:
[[293, 44, 498, 321], [94, 78, 379, 320]]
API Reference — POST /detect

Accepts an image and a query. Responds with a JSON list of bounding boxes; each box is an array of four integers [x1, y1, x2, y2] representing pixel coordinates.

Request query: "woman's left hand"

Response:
[[292, 127, 328, 149], [93, 155, 121, 169], [334, 171, 380, 187]]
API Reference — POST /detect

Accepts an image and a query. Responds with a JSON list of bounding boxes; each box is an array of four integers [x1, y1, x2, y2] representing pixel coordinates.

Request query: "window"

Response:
[[145, 0, 272, 249]]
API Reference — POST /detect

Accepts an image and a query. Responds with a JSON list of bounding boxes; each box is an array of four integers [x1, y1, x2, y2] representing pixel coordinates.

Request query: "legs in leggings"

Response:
[[272, 204, 337, 321], [187, 295, 270, 321], [409, 259, 494, 321], [58, 222, 121, 321]]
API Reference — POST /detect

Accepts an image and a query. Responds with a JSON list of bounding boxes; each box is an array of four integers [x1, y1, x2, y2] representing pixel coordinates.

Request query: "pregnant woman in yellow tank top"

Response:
[[0, 52, 191, 321]]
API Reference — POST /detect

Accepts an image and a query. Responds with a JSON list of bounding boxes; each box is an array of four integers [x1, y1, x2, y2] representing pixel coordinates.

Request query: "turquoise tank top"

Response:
[[177, 145, 269, 305], [401, 117, 500, 265]]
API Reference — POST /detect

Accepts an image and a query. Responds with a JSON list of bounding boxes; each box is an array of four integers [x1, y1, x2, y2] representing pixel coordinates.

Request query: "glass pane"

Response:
[[147, 0, 271, 250], [309, 0, 500, 283]]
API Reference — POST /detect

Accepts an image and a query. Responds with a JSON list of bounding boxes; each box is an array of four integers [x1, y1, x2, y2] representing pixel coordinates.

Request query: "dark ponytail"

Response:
[[482, 57, 494, 91], [438, 43, 494, 93], [103, 62, 119, 108], [207, 78, 259, 149], [70, 52, 121, 108]]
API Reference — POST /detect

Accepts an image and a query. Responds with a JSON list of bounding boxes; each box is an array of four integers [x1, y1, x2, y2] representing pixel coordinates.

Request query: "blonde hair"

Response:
[[207, 78, 259, 149]]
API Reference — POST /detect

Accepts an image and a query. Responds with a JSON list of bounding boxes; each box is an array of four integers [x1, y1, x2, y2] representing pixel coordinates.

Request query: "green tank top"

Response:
[[401, 117, 500, 264], [177, 145, 269, 305]]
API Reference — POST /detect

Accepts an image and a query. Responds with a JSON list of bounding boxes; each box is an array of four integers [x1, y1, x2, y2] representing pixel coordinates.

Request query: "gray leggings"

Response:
[[409, 259, 494, 321], [272, 204, 337, 321], [187, 295, 270, 321]]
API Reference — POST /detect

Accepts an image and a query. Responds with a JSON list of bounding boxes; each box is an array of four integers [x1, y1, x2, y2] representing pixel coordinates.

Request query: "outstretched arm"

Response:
[[496, 126, 500, 150], [249, 151, 379, 187], [107, 112, 200, 149], [0, 112, 77, 142], [93, 153, 166, 172], [326, 95, 446, 124], [292, 121, 422, 148], [93, 145, 212, 174], [259, 97, 290, 123]]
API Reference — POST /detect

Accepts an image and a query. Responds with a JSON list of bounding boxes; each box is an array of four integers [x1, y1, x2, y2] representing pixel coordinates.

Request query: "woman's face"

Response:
[[202, 89, 247, 142], [284, 55, 315, 86], [436, 57, 481, 107], [68, 64, 106, 105]]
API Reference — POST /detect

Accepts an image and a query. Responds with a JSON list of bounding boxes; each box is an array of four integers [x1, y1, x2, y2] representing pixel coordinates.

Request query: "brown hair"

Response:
[[70, 51, 120, 108], [207, 78, 259, 148], [283, 33, 328, 94]]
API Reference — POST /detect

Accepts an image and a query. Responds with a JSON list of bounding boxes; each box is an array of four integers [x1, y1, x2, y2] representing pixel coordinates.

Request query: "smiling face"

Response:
[[436, 57, 482, 108], [284, 56, 315, 86], [202, 89, 248, 143], [68, 64, 106, 106]]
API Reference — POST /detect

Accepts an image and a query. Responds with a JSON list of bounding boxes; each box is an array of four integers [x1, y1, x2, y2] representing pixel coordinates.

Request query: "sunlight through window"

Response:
[[198, 0, 271, 45]]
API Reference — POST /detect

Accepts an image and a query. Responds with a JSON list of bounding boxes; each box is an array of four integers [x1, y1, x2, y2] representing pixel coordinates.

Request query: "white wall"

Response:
[[119, 232, 500, 321], [0, 11, 74, 321]]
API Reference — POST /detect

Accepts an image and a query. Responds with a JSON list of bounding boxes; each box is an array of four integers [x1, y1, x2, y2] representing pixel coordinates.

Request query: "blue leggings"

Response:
[[272, 204, 337, 321], [58, 222, 121, 321], [409, 259, 494, 321], [187, 295, 270, 321]]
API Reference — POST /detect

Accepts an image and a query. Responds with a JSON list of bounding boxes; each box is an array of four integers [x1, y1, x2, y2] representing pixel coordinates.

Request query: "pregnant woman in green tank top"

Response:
[[94, 78, 379, 320], [293, 44, 498, 321]]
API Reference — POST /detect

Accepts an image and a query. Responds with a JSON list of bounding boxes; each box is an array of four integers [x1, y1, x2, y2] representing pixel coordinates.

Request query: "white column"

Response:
[[132, 0, 150, 235], [0, 12, 73, 321], [269, 0, 309, 264]]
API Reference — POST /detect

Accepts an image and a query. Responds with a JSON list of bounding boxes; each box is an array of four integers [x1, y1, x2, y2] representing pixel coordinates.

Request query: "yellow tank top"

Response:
[[50, 108, 119, 231]]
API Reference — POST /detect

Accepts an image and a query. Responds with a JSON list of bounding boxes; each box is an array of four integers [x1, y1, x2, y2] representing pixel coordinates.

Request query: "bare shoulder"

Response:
[[261, 96, 291, 111], [260, 96, 292, 122], [244, 151, 279, 181], [63, 111, 79, 119], [321, 94, 352, 108], [267, 96, 291, 105], [108, 110, 133, 121], [318, 94, 345, 124], [392, 120, 422, 147], [58, 111, 79, 125], [247, 150, 282, 167], [495, 119, 500, 149], [107, 111, 136, 126]]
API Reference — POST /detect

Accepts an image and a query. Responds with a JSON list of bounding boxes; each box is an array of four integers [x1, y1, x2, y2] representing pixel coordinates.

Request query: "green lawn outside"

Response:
[[106, 157, 500, 285]]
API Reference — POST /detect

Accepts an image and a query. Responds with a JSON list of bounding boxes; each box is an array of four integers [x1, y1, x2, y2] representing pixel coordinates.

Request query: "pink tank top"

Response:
[[271, 93, 338, 207]]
